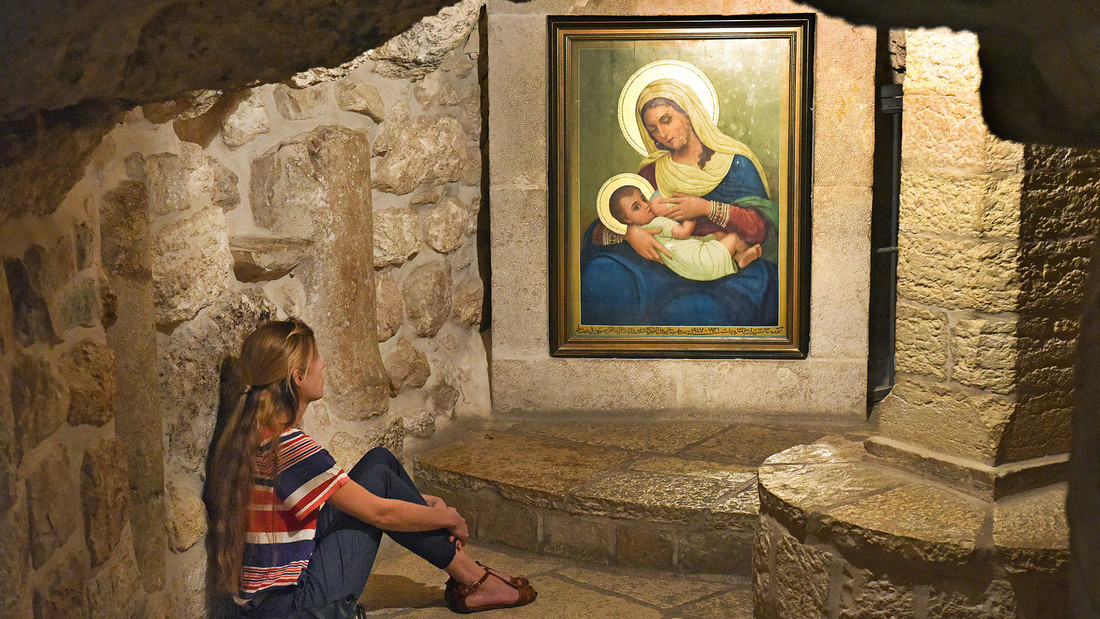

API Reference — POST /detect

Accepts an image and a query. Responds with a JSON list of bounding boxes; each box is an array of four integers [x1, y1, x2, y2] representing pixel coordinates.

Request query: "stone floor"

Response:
[[361, 538, 753, 618]]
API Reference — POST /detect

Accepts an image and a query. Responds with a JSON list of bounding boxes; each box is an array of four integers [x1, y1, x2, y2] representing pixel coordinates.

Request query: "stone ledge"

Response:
[[756, 438, 1070, 616]]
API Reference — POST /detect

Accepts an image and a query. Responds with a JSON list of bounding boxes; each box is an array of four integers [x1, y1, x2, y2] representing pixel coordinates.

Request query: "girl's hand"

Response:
[[423, 494, 446, 509], [444, 507, 469, 544], [624, 225, 672, 263], [656, 193, 709, 220]]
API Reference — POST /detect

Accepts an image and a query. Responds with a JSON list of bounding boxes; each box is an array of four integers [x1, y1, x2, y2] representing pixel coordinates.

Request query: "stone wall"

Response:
[[872, 29, 1090, 496], [485, 0, 875, 419], [0, 1, 489, 615]]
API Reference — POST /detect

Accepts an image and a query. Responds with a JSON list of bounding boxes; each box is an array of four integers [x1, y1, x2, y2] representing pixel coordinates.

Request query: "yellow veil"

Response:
[[635, 78, 770, 200]]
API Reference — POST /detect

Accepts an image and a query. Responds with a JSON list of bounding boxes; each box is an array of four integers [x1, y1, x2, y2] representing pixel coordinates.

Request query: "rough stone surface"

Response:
[[60, 339, 116, 427], [367, 0, 480, 78], [759, 462, 904, 533], [0, 494, 29, 617], [151, 206, 232, 325], [229, 235, 312, 282], [86, 537, 142, 618], [384, 337, 431, 395], [372, 207, 422, 268], [165, 477, 207, 552], [4, 258, 59, 347], [422, 195, 469, 254], [429, 379, 459, 416], [142, 90, 222, 124], [373, 104, 478, 195], [33, 544, 89, 619], [897, 234, 1019, 313], [100, 181, 150, 280], [772, 527, 833, 618], [682, 425, 828, 467], [513, 420, 730, 456], [451, 274, 483, 326], [250, 129, 346, 239], [615, 525, 673, 570], [335, 80, 385, 122], [894, 302, 948, 379], [11, 352, 66, 455], [51, 275, 101, 331], [905, 28, 982, 95], [571, 470, 732, 523], [374, 272, 403, 342], [328, 419, 405, 471], [402, 261, 451, 337], [402, 411, 435, 439], [840, 570, 916, 618], [161, 290, 274, 475], [951, 317, 1017, 393], [27, 445, 78, 568], [0, 263, 12, 355], [144, 143, 239, 216], [81, 437, 130, 567], [994, 483, 1069, 574], [273, 83, 327, 120], [221, 89, 270, 148]]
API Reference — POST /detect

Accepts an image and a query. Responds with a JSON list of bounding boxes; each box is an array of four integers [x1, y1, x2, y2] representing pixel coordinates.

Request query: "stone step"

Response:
[[413, 419, 861, 574]]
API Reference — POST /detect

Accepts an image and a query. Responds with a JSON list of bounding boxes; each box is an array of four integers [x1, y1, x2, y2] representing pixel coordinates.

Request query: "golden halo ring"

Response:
[[617, 60, 719, 156], [596, 173, 657, 237]]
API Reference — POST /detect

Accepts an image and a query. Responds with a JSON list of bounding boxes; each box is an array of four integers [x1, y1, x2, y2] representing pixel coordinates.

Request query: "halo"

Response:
[[618, 60, 719, 156], [596, 173, 656, 236]]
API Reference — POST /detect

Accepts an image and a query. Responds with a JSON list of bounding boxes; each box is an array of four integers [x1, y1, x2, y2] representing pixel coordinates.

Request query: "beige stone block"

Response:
[[808, 186, 871, 360], [876, 375, 1013, 462], [1018, 238, 1093, 312], [28, 445, 78, 568], [475, 494, 539, 551], [151, 207, 233, 325], [951, 317, 1017, 393], [81, 437, 130, 567], [164, 477, 207, 552], [60, 339, 116, 427], [615, 525, 674, 570], [812, 19, 876, 188], [897, 234, 1019, 313], [840, 569, 917, 618], [978, 173, 1025, 238], [33, 543, 89, 618], [487, 14, 548, 187], [540, 512, 612, 563], [900, 171, 1023, 238], [994, 482, 1068, 574], [682, 424, 827, 468], [679, 528, 755, 574], [513, 419, 729, 455], [559, 562, 733, 609], [220, 89, 270, 149], [1021, 168, 1100, 240], [272, 83, 327, 121], [1024, 143, 1100, 171], [490, 358, 677, 414], [569, 470, 733, 523], [997, 405, 1072, 464], [903, 93, 1022, 174], [759, 461, 905, 535], [905, 28, 981, 95], [895, 302, 949, 379], [772, 527, 834, 618]]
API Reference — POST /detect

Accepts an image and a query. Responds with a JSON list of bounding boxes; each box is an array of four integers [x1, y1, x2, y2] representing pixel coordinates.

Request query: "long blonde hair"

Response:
[[208, 318, 318, 595]]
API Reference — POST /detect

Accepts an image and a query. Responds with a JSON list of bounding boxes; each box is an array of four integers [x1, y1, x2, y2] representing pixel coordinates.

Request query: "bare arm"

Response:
[[326, 480, 469, 543], [651, 193, 710, 221], [669, 218, 695, 240], [624, 225, 673, 262]]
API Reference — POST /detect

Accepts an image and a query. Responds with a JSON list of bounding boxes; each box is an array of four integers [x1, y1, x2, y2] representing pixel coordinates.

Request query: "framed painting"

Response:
[[548, 14, 814, 358]]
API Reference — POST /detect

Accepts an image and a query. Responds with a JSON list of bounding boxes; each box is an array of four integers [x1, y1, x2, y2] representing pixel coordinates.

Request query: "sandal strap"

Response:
[[475, 561, 529, 587], [453, 567, 492, 597]]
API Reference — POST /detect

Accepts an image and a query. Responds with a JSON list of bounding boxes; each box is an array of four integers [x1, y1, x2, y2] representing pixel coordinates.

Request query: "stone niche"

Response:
[[485, 0, 876, 420], [0, 0, 491, 615]]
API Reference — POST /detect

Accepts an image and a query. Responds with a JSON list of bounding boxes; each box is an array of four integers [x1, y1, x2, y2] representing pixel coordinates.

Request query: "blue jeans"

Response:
[[242, 447, 458, 616]]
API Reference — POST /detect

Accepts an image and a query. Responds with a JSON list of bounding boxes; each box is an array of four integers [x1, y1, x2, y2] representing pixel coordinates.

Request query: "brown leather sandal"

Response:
[[444, 566, 537, 614], [476, 561, 530, 587]]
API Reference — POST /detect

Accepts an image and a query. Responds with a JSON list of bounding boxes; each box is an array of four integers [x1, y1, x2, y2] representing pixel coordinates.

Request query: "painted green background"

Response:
[[574, 37, 789, 231]]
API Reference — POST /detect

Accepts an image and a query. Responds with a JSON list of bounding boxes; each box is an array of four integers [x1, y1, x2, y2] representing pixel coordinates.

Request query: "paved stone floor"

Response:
[[361, 538, 753, 618]]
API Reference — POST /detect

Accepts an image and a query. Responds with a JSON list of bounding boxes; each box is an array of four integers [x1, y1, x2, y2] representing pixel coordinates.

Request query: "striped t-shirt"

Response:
[[236, 428, 349, 604]]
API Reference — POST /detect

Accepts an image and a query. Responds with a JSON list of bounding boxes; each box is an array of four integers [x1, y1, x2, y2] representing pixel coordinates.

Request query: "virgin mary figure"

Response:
[[581, 70, 781, 327]]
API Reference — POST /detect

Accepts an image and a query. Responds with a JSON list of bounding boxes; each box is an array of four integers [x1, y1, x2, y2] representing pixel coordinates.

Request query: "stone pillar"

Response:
[[754, 29, 1079, 617], [871, 28, 1087, 498]]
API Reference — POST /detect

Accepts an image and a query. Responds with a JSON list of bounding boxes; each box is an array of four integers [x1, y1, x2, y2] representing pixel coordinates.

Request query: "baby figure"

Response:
[[609, 184, 763, 281]]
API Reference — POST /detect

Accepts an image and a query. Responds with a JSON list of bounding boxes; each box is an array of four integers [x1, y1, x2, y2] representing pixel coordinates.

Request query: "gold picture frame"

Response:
[[549, 15, 814, 358]]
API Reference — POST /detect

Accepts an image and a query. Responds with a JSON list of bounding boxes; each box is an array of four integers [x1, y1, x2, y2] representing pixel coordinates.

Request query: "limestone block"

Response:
[[160, 290, 275, 475], [373, 111, 478, 195], [897, 234, 1019, 313], [925, 579, 1013, 619], [758, 461, 904, 536], [877, 375, 1013, 462], [74, 222, 95, 270], [328, 420, 405, 471], [151, 206, 233, 325], [1018, 316, 1078, 375], [1018, 238, 1093, 312], [0, 374, 15, 513], [422, 196, 469, 254], [476, 494, 538, 551], [374, 272, 403, 342], [904, 93, 1018, 174], [81, 437, 130, 567], [430, 379, 459, 416], [905, 28, 981, 95], [487, 15, 547, 187], [334, 79, 385, 122], [33, 544, 89, 619], [414, 74, 461, 109], [0, 263, 12, 355], [165, 477, 207, 552], [1021, 168, 1100, 240], [372, 207, 422, 267], [993, 482, 1068, 574], [402, 411, 436, 439], [679, 529, 753, 573], [86, 536, 142, 618], [145, 144, 240, 217], [50, 274, 101, 332], [250, 138, 323, 239], [773, 528, 833, 618], [998, 406, 1073, 464], [367, 0, 480, 78], [402, 261, 452, 337], [900, 171, 1023, 238], [1024, 144, 1100, 171], [24, 240, 76, 299], [812, 17, 876, 189], [273, 83, 327, 120], [100, 181, 150, 280], [410, 187, 441, 206], [97, 268, 118, 327], [840, 569, 916, 618], [452, 274, 483, 326], [60, 339, 117, 427], [384, 337, 431, 395], [229, 235, 312, 282], [541, 512, 612, 564], [220, 89, 270, 149], [615, 525, 673, 570], [459, 82, 480, 136], [142, 90, 223, 124], [951, 317, 1017, 393], [194, 152, 241, 211], [11, 352, 66, 455], [0, 494, 29, 617], [28, 444, 78, 568], [3, 258, 59, 347], [895, 302, 948, 379]]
